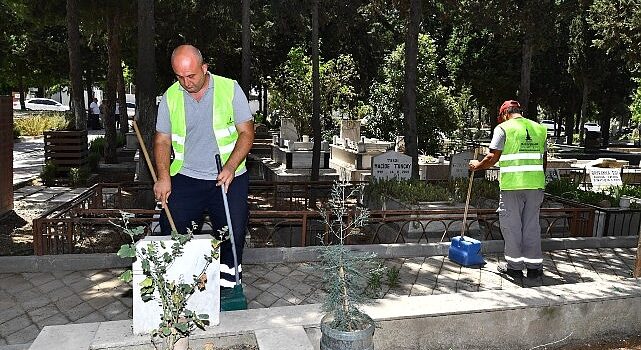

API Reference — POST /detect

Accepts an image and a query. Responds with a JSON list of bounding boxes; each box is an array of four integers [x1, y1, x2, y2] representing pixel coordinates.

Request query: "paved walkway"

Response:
[[0, 247, 637, 347]]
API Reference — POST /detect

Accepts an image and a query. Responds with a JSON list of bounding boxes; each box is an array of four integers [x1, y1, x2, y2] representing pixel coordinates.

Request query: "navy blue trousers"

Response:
[[159, 173, 249, 288]]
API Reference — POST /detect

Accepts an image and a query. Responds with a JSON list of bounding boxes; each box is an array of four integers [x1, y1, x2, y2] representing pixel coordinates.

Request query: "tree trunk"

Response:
[[85, 72, 93, 113], [403, 0, 421, 179], [263, 84, 268, 122], [601, 104, 611, 147], [310, 0, 321, 182], [579, 78, 589, 144], [66, 0, 87, 130], [136, 0, 157, 208], [241, 0, 251, 96], [519, 30, 533, 118], [117, 61, 128, 135], [104, 12, 119, 163]]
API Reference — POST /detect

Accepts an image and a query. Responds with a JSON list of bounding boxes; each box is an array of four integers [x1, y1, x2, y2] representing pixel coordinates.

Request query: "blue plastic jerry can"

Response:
[[448, 236, 485, 266]]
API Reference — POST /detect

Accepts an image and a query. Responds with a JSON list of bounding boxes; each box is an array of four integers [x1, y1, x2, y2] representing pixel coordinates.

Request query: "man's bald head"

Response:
[[171, 44, 209, 95], [171, 45, 204, 66]]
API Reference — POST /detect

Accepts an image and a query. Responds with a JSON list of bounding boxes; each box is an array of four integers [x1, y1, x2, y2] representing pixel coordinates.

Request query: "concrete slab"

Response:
[[29, 323, 98, 350], [255, 326, 314, 350]]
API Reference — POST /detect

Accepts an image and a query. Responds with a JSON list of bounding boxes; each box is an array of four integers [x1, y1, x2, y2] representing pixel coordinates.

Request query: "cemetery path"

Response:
[[0, 247, 638, 347]]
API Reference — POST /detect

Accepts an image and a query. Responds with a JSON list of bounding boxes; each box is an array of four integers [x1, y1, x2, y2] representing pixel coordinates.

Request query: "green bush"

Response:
[[14, 113, 69, 136], [88, 152, 100, 171], [89, 137, 106, 157], [13, 125, 21, 139], [40, 161, 58, 186], [366, 179, 452, 204]]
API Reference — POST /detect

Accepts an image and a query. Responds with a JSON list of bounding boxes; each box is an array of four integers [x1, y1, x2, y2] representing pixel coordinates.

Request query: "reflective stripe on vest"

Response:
[[498, 118, 547, 190], [165, 74, 246, 176]]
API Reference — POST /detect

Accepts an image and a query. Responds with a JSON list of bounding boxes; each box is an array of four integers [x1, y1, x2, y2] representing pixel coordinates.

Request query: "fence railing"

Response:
[[33, 182, 602, 255]]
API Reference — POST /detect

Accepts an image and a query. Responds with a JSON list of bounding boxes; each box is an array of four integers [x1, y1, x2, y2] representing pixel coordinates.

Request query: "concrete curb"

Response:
[[27, 279, 641, 350], [2, 236, 637, 273]]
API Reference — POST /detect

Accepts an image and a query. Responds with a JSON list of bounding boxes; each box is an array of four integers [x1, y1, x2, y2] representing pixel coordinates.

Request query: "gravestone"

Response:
[[371, 151, 412, 180], [450, 150, 474, 179], [395, 136, 406, 153], [588, 167, 622, 191], [340, 119, 361, 143], [133, 234, 220, 334], [279, 118, 298, 147]]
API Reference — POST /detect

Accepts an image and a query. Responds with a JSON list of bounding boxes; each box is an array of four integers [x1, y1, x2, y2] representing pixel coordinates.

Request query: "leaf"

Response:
[[141, 259, 150, 273], [161, 327, 172, 336], [175, 322, 189, 334], [117, 244, 135, 258], [196, 273, 207, 291], [119, 270, 133, 283], [139, 277, 153, 288], [141, 294, 154, 302], [198, 314, 209, 320]]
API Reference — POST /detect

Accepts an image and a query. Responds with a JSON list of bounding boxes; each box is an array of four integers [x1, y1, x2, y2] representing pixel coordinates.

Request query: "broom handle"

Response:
[[133, 120, 178, 233], [460, 148, 480, 238], [216, 154, 241, 286]]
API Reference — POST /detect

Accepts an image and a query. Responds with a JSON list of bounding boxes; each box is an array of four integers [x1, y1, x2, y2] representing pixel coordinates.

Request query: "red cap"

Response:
[[499, 100, 521, 115]]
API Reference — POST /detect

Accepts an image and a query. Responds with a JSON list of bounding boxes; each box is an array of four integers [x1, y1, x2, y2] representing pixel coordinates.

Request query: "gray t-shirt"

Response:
[[156, 73, 253, 180]]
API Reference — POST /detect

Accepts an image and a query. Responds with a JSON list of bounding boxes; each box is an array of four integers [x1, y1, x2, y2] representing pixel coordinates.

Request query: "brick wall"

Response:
[[0, 96, 13, 216]]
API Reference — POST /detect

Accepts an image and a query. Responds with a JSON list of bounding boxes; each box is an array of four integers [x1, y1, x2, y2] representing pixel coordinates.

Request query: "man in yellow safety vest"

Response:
[[468, 100, 547, 279], [154, 44, 255, 289]]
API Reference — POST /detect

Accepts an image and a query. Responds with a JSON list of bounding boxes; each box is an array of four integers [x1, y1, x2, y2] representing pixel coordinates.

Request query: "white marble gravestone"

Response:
[[588, 167, 623, 192], [450, 151, 474, 179], [340, 119, 361, 144], [280, 118, 299, 147], [132, 234, 220, 335], [371, 151, 412, 180]]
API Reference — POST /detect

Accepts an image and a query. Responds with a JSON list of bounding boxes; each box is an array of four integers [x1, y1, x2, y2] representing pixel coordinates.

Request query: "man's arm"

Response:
[[469, 149, 502, 171], [153, 132, 172, 206], [217, 120, 255, 191]]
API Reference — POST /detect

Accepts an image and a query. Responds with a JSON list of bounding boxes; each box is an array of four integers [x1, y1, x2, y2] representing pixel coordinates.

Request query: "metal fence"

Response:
[[32, 182, 604, 255]]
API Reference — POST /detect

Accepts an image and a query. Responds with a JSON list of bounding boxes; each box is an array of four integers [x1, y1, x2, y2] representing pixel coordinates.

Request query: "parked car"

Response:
[[584, 122, 601, 132], [13, 98, 70, 112]]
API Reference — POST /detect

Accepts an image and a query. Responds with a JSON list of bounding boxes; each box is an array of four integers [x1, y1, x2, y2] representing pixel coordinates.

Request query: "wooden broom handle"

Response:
[[133, 120, 178, 233], [460, 147, 480, 238]]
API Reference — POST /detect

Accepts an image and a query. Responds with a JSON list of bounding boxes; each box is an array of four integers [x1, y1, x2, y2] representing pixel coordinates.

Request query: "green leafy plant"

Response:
[[318, 181, 384, 331], [40, 161, 58, 186], [386, 266, 401, 288], [68, 167, 89, 187], [13, 125, 21, 139], [89, 137, 106, 157], [14, 113, 69, 136], [116, 213, 225, 349]]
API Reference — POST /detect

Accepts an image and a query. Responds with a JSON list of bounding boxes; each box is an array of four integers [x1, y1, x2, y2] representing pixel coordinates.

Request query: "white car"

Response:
[[13, 98, 70, 112], [584, 122, 601, 133]]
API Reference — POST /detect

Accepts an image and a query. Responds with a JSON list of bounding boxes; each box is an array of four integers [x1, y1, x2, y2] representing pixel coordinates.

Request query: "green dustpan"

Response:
[[216, 155, 247, 311], [221, 285, 247, 311]]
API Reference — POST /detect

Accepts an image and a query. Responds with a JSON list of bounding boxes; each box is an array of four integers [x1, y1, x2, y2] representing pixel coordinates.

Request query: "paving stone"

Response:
[[243, 285, 261, 302], [252, 278, 273, 291], [69, 278, 95, 293], [76, 311, 107, 324], [27, 305, 60, 324], [13, 289, 42, 304], [22, 273, 56, 287], [4, 324, 39, 345], [61, 272, 85, 285], [87, 295, 115, 310], [262, 271, 285, 284], [282, 292, 304, 305], [0, 307, 24, 324], [64, 302, 95, 322], [271, 298, 294, 307], [54, 294, 84, 311], [272, 265, 292, 276], [0, 337, 6, 345], [247, 300, 265, 309], [35, 313, 70, 329], [46, 286, 75, 302], [0, 315, 32, 337], [36, 279, 66, 294], [254, 291, 278, 308], [99, 301, 129, 319], [108, 311, 131, 321], [21, 296, 52, 312]]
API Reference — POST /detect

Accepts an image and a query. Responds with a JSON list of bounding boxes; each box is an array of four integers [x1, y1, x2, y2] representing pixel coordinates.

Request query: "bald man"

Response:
[[154, 44, 254, 290]]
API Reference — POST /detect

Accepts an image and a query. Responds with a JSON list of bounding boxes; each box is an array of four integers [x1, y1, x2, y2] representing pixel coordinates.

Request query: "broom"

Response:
[[447, 148, 485, 266]]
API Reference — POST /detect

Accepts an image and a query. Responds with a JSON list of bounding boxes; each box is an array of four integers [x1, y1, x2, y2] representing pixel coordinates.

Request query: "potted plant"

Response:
[[116, 213, 224, 350], [318, 181, 384, 350]]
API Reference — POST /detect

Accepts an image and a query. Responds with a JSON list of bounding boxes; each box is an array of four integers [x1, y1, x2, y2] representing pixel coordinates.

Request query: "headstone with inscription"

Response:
[[450, 151, 474, 179], [371, 151, 412, 180], [133, 235, 220, 334], [588, 167, 622, 191]]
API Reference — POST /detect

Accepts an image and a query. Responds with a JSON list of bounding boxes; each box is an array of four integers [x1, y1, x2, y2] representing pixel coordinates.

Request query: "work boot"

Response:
[[497, 264, 523, 278], [527, 268, 543, 278]]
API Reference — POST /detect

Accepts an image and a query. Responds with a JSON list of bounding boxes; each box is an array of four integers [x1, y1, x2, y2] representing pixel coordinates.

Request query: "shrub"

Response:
[[40, 161, 58, 186], [14, 113, 69, 136], [13, 125, 21, 139], [89, 137, 106, 157]]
